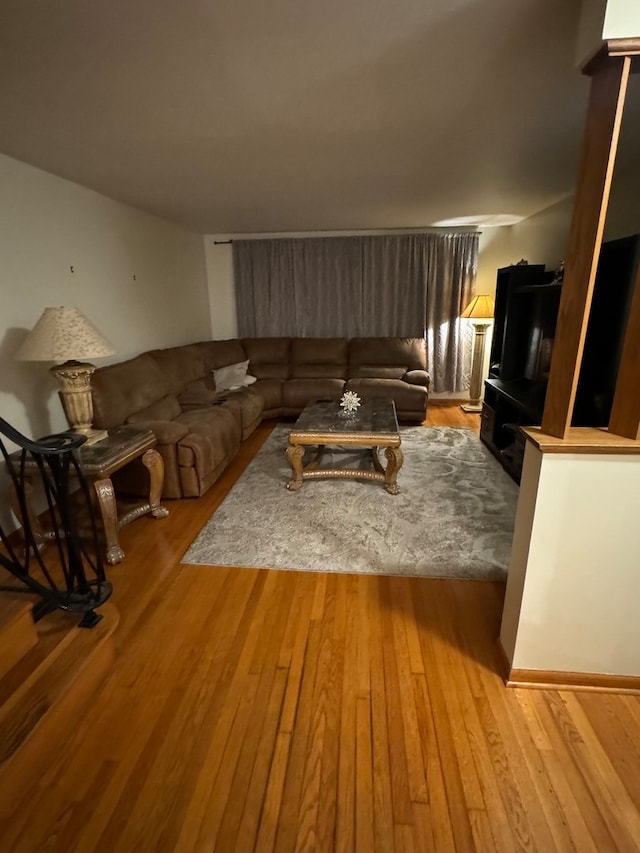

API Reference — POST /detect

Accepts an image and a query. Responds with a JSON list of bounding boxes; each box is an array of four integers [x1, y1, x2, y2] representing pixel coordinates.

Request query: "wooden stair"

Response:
[[0, 591, 38, 682], [0, 577, 118, 816]]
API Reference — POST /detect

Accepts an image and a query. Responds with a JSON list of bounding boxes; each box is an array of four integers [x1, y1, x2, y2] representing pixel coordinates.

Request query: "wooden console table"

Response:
[[10, 425, 169, 565]]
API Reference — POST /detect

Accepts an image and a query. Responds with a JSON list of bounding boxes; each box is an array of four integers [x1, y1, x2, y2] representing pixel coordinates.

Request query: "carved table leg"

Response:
[[93, 478, 125, 565], [371, 447, 385, 475], [305, 444, 326, 472], [142, 448, 170, 518], [384, 446, 404, 495], [286, 443, 306, 491]]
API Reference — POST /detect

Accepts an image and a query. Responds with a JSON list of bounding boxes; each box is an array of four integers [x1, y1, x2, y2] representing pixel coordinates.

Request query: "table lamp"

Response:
[[15, 306, 116, 444], [460, 294, 495, 413]]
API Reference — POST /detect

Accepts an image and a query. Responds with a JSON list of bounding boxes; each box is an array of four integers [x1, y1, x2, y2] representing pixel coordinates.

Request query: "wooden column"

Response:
[[541, 55, 631, 438]]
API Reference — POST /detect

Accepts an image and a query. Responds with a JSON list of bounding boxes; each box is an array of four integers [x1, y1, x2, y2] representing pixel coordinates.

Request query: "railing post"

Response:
[[0, 418, 112, 627]]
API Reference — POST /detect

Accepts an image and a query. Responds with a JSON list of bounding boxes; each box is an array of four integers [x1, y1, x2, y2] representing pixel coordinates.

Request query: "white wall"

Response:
[[603, 0, 640, 38], [576, 0, 608, 67], [476, 227, 512, 298], [475, 196, 574, 296], [0, 152, 210, 446], [204, 238, 237, 339], [575, 0, 640, 68], [501, 443, 640, 677], [481, 158, 640, 283]]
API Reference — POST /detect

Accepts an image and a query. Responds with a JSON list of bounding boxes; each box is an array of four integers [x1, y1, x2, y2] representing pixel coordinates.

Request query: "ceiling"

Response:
[[0, 0, 590, 234]]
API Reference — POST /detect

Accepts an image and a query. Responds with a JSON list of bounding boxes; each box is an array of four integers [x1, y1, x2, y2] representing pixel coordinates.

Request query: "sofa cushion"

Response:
[[243, 338, 291, 379], [348, 337, 426, 370], [291, 363, 347, 379], [349, 365, 406, 380], [199, 339, 248, 372], [291, 337, 348, 363], [177, 379, 220, 410], [219, 389, 265, 438], [250, 362, 289, 380], [147, 344, 206, 395], [176, 407, 241, 470], [92, 354, 170, 430], [345, 378, 428, 414], [252, 379, 284, 412], [290, 338, 348, 379], [283, 378, 346, 410], [123, 419, 190, 445], [126, 394, 182, 424]]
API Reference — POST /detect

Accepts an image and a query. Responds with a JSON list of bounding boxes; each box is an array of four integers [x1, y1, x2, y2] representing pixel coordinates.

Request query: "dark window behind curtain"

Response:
[[233, 232, 478, 391]]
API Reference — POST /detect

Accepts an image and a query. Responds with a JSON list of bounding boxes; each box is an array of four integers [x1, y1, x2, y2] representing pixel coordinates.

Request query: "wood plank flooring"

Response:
[[2, 405, 640, 852]]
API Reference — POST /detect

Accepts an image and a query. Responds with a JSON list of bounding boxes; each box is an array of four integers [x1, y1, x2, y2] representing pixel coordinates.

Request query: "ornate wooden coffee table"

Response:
[[286, 397, 404, 494]]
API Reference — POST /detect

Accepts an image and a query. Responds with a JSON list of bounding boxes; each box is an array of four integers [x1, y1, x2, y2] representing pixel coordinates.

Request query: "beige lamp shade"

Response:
[[460, 295, 495, 320], [15, 306, 115, 362], [15, 307, 115, 445]]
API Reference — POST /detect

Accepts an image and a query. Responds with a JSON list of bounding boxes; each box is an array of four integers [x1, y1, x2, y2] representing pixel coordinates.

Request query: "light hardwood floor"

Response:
[[2, 404, 640, 852]]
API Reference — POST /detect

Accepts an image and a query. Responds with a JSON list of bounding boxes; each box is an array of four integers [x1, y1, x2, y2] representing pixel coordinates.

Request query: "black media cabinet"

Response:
[[480, 235, 640, 482]]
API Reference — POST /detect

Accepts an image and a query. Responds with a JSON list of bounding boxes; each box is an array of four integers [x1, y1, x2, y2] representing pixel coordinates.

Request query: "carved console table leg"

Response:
[[286, 443, 306, 491], [142, 448, 170, 518], [384, 446, 404, 495], [371, 447, 385, 475], [93, 478, 125, 565]]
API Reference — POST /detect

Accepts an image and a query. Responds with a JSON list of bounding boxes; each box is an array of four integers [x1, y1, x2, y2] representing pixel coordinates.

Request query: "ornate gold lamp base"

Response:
[[50, 360, 108, 445]]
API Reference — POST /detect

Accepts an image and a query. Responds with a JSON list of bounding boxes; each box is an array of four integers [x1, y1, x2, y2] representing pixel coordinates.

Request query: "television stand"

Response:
[[480, 379, 547, 483], [480, 238, 640, 482]]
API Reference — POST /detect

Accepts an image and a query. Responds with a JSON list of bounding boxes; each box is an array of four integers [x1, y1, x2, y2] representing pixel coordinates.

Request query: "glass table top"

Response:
[[291, 397, 399, 437]]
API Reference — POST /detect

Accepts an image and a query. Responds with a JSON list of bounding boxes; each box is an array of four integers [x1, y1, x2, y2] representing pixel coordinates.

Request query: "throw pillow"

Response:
[[213, 360, 250, 391]]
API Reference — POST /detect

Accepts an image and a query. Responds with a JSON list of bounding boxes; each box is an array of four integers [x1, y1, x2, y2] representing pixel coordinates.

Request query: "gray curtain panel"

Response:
[[425, 233, 477, 393], [233, 232, 477, 391]]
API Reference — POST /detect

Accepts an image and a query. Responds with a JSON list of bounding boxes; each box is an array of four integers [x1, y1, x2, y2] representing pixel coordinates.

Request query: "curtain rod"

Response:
[[214, 231, 481, 245]]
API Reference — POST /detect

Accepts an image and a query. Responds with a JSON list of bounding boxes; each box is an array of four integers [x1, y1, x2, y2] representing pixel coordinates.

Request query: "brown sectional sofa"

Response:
[[91, 337, 429, 499]]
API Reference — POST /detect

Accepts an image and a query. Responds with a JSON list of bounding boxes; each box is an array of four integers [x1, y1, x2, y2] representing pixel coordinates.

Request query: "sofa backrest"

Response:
[[147, 344, 206, 395], [92, 354, 170, 430], [92, 336, 428, 430], [290, 338, 348, 379], [348, 337, 426, 379], [242, 338, 291, 380], [199, 339, 247, 372]]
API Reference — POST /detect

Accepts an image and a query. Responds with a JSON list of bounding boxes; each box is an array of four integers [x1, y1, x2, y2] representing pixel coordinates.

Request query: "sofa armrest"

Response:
[[403, 369, 431, 388], [127, 419, 190, 444]]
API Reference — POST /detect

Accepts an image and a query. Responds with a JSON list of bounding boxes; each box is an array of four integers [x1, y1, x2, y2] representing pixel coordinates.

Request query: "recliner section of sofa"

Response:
[[91, 336, 429, 499], [345, 337, 430, 423], [92, 344, 249, 499]]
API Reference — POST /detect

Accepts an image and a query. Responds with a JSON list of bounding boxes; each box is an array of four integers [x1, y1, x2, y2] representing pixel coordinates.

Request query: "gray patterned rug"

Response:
[[182, 425, 519, 580]]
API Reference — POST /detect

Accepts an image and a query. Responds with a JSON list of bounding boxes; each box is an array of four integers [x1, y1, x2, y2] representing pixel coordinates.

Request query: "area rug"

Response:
[[182, 426, 519, 581]]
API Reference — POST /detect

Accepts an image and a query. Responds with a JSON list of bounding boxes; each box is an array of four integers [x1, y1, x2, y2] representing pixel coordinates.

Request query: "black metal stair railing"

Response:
[[0, 417, 111, 628]]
